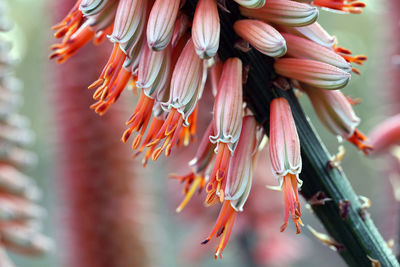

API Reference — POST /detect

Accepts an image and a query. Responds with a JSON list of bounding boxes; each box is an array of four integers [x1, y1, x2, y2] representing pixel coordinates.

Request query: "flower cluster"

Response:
[[0, 4, 52, 265], [51, 0, 368, 258]]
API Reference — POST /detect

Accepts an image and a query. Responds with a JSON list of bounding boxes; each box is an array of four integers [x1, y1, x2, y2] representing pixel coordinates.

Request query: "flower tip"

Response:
[[234, 0, 266, 8], [234, 19, 287, 57], [192, 0, 220, 59], [147, 40, 163, 51], [280, 222, 288, 232], [347, 128, 373, 154], [201, 239, 210, 245], [175, 206, 183, 213]]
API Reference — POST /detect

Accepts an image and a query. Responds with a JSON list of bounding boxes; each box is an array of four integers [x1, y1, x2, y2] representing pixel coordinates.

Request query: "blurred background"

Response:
[[2, 0, 397, 266]]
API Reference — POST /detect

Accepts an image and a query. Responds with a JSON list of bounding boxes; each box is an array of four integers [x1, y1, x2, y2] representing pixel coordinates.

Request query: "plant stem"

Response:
[[186, 1, 399, 266]]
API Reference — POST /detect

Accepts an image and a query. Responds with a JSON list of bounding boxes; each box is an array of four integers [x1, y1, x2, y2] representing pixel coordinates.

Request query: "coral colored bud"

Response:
[[368, 114, 400, 155], [234, 0, 266, 9], [240, 0, 319, 27], [234, 19, 287, 58], [164, 38, 206, 124], [225, 116, 259, 212], [110, 0, 147, 51], [192, 0, 220, 59], [269, 98, 302, 180], [147, 0, 181, 51], [274, 58, 351, 89], [282, 33, 351, 72], [210, 58, 244, 153], [269, 97, 303, 233]]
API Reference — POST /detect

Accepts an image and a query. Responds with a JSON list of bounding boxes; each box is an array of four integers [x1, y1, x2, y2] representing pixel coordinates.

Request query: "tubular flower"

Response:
[[50, 0, 369, 259], [274, 58, 351, 89], [146, 38, 206, 161], [234, 19, 287, 58], [203, 116, 260, 259], [122, 45, 172, 148], [240, 0, 319, 27], [88, 0, 148, 105], [302, 85, 372, 153], [281, 23, 367, 73], [147, 0, 181, 51], [192, 0, 220, 59], [282, 33, 351, 72], [207, 58, 243, 205], [225, 115, 260, 211], [269, 97, 302, 234]]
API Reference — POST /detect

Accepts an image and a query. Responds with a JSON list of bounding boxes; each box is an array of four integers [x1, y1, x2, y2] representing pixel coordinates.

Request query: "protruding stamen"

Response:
[[89, 44, 126, 91], [313, 0, 366, 14], [175, 175, 204, 212], [202, 201, 237, 259], [347, 129, 373, 155], [90, 68, 132, 115], [281, 174, 302, 234], [49, 23, 94, 64], [206, 143, 231, 205], [122, 90, 155, 146], [52, 0, 83, 39], [142, 108, 187, 161]]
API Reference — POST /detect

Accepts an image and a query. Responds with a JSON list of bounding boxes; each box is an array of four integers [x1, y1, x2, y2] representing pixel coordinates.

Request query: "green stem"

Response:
[[186, 1, 399, 266]]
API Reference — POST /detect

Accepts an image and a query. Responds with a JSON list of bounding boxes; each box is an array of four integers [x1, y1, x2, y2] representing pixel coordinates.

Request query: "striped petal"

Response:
[[234, 19, 286, 57], [274, 58, 351, 89]]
